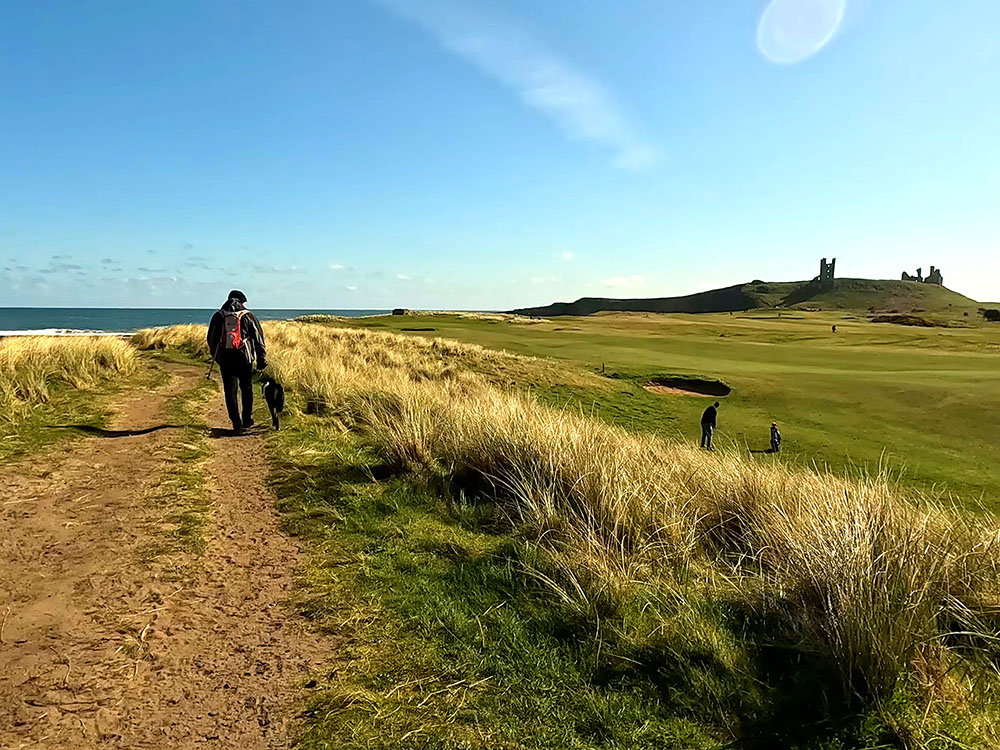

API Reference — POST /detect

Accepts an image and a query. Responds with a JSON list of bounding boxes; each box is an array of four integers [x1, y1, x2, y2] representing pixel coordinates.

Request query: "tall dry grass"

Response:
[[133, 322, 1000, 715], [0, 336, 138, 417]]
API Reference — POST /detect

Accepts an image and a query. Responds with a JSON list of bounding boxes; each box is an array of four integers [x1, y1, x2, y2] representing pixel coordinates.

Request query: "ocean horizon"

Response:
[[0, 307, 391, 335]]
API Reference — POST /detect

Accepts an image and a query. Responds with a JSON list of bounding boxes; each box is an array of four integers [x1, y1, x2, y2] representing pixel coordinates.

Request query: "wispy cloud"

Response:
[[395, 273, 412, 281], [560, 251, 575, 261], [379, 0, 660, 170], [600, 274, 645, 289]]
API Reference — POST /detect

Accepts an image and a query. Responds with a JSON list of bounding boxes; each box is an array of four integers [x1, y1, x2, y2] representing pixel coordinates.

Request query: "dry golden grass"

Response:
[[0, 335, 139, 417], [132, 321, 530, 402], [133, 322, 1000, 719]]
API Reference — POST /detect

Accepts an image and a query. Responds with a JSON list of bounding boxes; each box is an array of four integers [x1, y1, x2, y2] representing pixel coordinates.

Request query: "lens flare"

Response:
[[757, 0, 847, 64]]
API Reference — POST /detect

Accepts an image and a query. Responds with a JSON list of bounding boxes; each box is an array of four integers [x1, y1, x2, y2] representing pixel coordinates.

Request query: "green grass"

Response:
[[269, 413, 987, 749], [315, 311, 1000, 508]]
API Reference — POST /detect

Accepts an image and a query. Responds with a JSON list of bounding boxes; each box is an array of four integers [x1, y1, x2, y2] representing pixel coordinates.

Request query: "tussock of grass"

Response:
[[137, 322, 1000, 745], [0, 335, 138, 416]]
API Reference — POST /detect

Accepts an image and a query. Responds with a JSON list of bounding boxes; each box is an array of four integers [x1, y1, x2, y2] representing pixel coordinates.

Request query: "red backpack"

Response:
[[221, 309, 252, 361]]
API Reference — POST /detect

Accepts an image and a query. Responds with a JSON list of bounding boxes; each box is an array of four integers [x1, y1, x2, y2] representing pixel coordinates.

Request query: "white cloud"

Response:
[[345, 285, 358, 292], [378, 0, 660, 170], [530, 275, 557, 285], [560, 251, 575, 261], [395, 273, 412, 281], [329, 263, 346, 271], [600, 274, 646, 289]]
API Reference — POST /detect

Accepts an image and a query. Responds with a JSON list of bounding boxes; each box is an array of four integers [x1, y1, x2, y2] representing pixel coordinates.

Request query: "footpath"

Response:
[[0, 362, 326, 749]]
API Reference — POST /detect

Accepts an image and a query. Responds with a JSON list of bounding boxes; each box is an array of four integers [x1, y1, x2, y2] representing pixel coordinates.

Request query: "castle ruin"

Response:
[[901, 265, 943, 286], [814, 257, 836, 284]]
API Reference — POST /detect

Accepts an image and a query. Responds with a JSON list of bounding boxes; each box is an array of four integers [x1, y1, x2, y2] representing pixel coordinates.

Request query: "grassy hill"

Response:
[[782, 278, 979, 312], [513, 278, 979, 317], [511, 283, 764, 317]]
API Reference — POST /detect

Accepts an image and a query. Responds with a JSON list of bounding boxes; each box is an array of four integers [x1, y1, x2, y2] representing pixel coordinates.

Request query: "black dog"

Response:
[[260, 376, 285, 430]]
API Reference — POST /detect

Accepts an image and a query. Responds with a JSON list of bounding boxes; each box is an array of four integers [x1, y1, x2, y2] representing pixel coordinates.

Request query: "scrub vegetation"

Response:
[[134, 320, 1000, 748]]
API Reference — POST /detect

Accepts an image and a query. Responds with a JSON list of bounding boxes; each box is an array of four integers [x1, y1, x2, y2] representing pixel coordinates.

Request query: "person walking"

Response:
[[207, 290, 267, 434], [770, 422, 781, 453], [700, 401, 719, 451]]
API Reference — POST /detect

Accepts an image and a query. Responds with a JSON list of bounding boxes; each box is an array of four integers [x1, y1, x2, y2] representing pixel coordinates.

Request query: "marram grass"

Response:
[[0, 335, 138, 417]]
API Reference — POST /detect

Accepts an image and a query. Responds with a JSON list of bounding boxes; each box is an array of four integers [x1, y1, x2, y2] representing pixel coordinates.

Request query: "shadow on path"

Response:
[[49, 424, 182, 438], [208, 425, 269, 439]]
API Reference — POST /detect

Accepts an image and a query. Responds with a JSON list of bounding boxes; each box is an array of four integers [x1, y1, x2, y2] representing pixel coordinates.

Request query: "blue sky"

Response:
[[1, 0, 998, 308]]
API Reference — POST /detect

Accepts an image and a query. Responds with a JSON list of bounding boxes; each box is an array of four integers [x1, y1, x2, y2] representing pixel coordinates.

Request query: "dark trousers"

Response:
[[220, 359, 254, 428], [700, 424, 714, 450]]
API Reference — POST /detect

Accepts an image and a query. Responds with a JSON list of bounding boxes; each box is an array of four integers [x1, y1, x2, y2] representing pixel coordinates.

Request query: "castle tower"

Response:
[[818, 257, 836, 283]]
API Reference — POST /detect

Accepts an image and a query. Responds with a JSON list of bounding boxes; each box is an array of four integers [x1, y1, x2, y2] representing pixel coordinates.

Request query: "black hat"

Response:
[[228, 289, 247, 303]]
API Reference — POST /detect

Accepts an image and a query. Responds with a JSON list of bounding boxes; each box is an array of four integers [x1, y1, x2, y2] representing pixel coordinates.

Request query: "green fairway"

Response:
[[319, 310, 1000, 508]]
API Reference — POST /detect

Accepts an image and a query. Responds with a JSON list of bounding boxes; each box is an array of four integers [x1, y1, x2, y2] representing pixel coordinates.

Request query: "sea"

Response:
[[0, 308, 389, 336]]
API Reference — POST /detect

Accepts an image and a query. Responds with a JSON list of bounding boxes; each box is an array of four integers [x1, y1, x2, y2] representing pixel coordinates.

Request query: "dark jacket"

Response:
[[207, 298, 266, 366], [701, 404, 718, 428]]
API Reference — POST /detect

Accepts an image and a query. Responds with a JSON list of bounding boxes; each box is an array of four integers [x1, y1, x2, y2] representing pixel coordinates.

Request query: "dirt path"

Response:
[[0, 362, 326, 748]]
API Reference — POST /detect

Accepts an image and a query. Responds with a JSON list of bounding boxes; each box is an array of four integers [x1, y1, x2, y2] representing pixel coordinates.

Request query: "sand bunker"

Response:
[[643, 377, 732, 398]]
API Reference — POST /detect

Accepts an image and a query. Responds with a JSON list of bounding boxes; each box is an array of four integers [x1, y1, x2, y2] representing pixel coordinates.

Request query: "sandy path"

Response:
[[0, 362, 326, 748]]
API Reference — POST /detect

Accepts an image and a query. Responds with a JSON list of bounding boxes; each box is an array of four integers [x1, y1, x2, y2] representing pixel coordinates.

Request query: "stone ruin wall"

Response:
[[901, 265, 944, 285]]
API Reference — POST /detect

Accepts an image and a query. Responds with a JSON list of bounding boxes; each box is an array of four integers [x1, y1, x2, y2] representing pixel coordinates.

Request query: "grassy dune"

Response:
[[0, 336, 143, 461], [135, 321, 1000, 747], [0, 335, 138, 414]]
